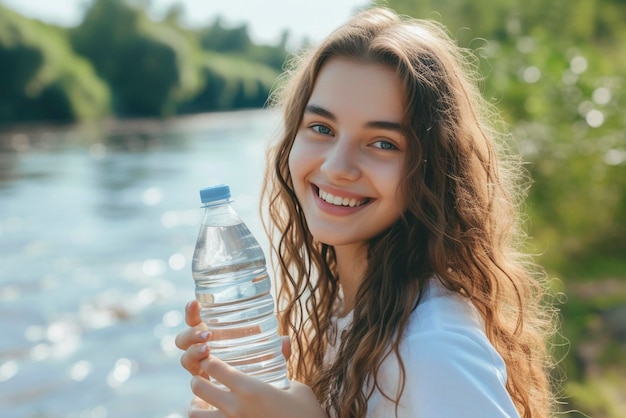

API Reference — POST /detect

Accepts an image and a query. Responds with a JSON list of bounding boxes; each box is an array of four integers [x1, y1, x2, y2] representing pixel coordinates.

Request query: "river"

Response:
[[0, 109, 280, 418]]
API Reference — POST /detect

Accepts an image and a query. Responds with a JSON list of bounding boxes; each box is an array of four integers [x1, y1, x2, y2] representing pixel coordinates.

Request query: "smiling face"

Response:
[[288, 58, 407, 250]]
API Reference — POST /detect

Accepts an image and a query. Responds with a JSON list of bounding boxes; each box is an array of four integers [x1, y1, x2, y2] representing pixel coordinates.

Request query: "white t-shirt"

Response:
[[325, 280, 520, 417]]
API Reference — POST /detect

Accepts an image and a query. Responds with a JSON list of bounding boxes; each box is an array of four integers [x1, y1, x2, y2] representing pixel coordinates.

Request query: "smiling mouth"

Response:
[[317, 187, 370, 207]]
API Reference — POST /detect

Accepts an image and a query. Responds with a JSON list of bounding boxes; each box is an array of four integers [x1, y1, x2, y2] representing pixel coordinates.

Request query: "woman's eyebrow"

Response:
[[305, 104, 402, 132], [305, 104, 336, 120], [365, 120, 402, 131]]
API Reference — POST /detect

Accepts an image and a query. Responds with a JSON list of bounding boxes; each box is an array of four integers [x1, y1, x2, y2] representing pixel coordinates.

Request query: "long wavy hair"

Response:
[[261, 7, 556, 418]]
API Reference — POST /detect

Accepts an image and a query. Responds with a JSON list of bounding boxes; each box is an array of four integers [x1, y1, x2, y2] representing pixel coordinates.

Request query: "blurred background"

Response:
[[0, 0, 624, 417]]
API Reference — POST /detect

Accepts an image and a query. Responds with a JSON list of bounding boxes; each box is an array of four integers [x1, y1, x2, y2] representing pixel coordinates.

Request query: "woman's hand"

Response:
[[176, 301, 321, 417], [175, 300, 292, 377], [188, 357, 326, 418], [175, 300, 211, 377]]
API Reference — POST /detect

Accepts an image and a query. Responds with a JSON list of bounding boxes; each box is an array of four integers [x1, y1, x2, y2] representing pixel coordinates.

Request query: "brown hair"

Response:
[[262, 7, 556, 418]]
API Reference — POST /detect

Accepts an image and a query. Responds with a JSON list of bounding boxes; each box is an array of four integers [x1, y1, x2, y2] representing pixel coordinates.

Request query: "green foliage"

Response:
[[1, 0, 286, 122], [378, 0, 626, 273], [566, 373, 626, 418], [379, 0, 517, 44], [380, 1, 626, 416], [197, 19, 289, 71], [70, 0, 196, 116], [178, 51, 278, 112], [64, 0, 284, 118], [0, 5, 110, 123], [198, 18, 253, 53]]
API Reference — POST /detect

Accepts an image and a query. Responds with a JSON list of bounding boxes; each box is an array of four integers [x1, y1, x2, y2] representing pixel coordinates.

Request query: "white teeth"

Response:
[[318, 189, 367, 207]]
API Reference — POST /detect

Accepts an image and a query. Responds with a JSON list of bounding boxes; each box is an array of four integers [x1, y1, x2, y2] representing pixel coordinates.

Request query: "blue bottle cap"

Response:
[[199, 184, 231, 204]]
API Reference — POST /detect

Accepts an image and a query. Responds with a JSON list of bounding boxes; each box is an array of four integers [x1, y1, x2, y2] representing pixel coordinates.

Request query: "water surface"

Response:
[[0, 109, 279, 418]]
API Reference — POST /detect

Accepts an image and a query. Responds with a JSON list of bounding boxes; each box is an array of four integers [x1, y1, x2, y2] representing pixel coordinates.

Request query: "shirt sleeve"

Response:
[[401, 329, 520, 418]]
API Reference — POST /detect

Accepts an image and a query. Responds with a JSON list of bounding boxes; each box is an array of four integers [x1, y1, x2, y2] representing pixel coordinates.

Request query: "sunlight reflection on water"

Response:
[[0, 109, 279, 418]]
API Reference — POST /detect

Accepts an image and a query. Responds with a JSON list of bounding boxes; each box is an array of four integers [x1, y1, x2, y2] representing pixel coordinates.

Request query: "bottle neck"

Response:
[[201, 199, 241, 227], [201, 197, 232, 208]]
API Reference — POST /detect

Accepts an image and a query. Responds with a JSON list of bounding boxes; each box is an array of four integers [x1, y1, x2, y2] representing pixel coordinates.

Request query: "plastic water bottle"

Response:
[[191, 184, 289, 389]]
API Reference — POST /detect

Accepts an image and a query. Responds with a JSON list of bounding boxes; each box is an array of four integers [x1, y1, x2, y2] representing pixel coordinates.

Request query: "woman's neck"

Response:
[[334, 244, 368, 315]]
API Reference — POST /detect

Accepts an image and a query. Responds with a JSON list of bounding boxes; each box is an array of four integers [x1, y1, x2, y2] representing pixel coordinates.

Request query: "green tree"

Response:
[[70, 0, 201, 117], [196, 18, 289, 72], [0, 0, 290, 122], [0, 5, 110, 123], [177, 50, 278, 113], [198, 18, 252, 53]]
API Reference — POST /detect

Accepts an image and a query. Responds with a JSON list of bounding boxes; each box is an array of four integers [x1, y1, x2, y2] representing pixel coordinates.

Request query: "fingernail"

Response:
[[200, 331, 211, 340], [199, 344, 208, 353], [186, 301, 194, 311]]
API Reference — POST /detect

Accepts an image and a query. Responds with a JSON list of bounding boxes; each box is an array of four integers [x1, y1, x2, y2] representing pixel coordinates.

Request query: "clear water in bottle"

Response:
[[192, 184, 289, 389]]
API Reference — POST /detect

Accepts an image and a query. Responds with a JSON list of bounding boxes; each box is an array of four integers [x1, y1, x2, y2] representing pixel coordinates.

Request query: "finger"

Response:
[[188, 396, 223, 418], [281, 335, 291, 361], [190, 374, 234, 413], [204, 357, 263, 394], [175, 326, 211, 351], [186, 300, 203, 327], [190, 396, 211, 409], [180, 343, 211, 376]]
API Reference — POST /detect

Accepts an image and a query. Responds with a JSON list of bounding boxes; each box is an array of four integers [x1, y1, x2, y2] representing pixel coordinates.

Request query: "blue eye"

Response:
[[372, 140, 397, 150], [312, 124, 333, 135]]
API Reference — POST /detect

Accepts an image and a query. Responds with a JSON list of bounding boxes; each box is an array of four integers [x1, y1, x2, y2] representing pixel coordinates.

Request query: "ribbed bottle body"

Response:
[[192, 187, 289, 389]]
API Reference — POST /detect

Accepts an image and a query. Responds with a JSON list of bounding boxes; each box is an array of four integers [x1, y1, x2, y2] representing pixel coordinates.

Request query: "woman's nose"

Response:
[[320, 140, 360, 181]]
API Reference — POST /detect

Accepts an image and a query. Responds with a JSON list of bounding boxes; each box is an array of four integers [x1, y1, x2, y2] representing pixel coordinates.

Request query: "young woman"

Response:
[[176, 7, 556, 418]]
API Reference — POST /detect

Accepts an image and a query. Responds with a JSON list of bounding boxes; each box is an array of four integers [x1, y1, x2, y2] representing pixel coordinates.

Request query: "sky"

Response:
[[1, 0, 371, 46]]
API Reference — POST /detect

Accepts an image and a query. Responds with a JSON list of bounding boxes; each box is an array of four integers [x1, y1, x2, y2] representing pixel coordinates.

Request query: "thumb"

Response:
[[185, 300, 203, 327]]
